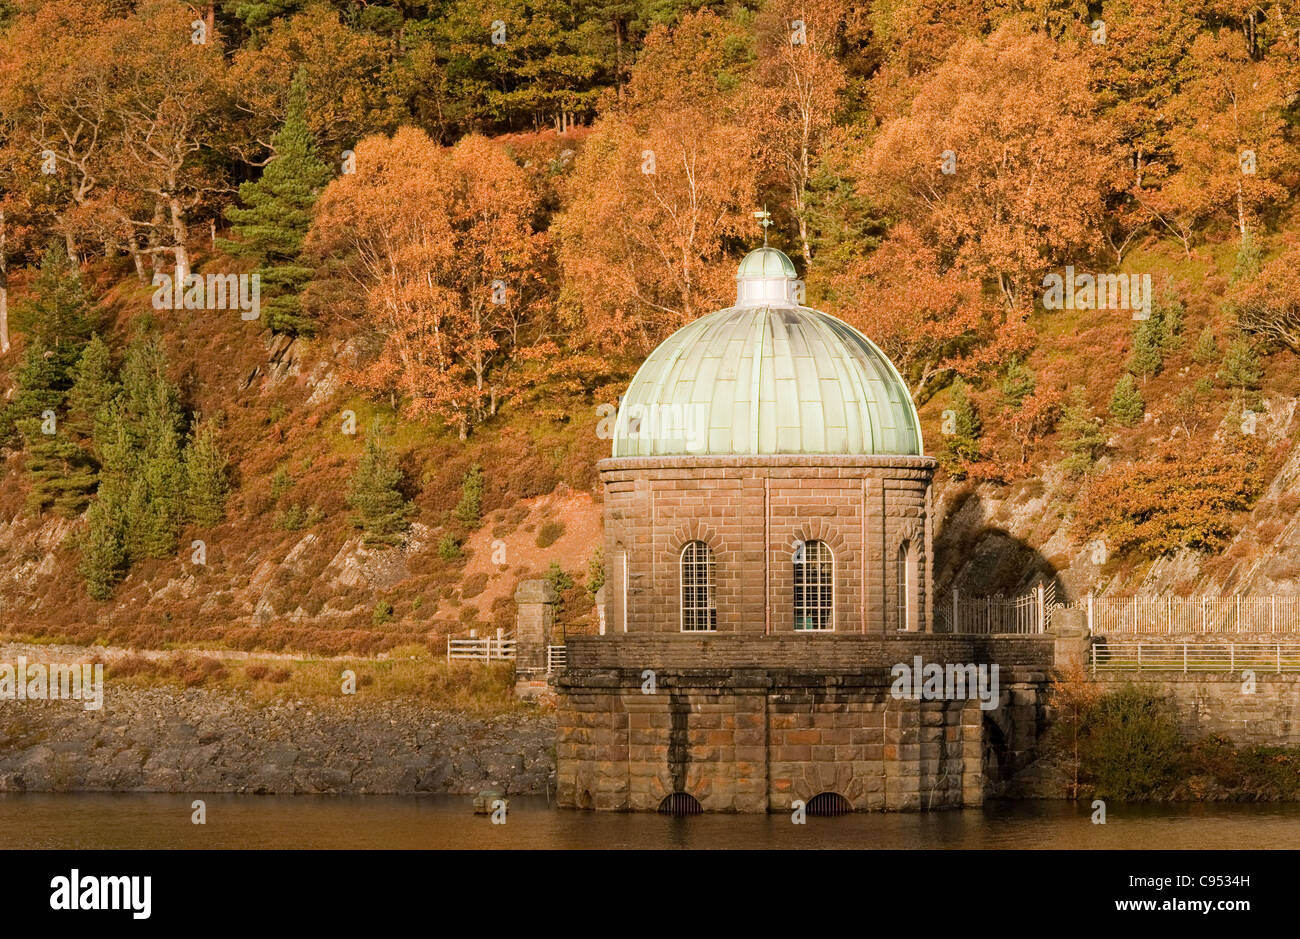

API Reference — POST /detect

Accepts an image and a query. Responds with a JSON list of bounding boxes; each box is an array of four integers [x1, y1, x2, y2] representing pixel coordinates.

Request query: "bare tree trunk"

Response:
[[1236, 176, 1247, 245], [168, 195, 189, 281], [0, 209, 8, 355], [128, 233, 147, 284]]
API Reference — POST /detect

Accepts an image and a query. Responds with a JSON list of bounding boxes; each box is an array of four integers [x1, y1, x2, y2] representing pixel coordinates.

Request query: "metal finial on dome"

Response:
[[752, 206, 772, 247]]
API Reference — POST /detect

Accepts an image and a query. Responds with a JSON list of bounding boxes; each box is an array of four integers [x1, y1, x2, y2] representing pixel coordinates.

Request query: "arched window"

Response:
[[897, 542, 912, 631], [793, 540, 833, 631], [680, 541, 716, 632]]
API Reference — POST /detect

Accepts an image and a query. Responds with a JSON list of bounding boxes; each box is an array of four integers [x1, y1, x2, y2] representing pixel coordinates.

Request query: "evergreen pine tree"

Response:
[[9, 338, 96, 515], [66, 335, 118, 440], [1059, 389, 1106, 476], [15, 242, 93, 374], [1154, 292, 1184, 352], [1108, 373, 1145, 427], [452, 464, 484, 525], [185, 421, 230, 528], [6, 338, 65, 427], [999, 357, 1036, 409], [1128, 317, 1164, 379], [79, 487, 126, 600], [347, 438, 411, 545], [939, 378, 983, 477], [22, 428, 97, 516], [220, 70, 332, 335], [104, 335, 188, 561], [1217, 336, 1264, 407], [1192, 325, 1218, 365]]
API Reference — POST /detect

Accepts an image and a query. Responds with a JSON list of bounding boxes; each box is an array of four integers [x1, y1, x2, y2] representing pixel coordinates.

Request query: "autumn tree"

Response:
[[1227, 237, 1300, 354], [865, 26, 1116, 315], [306, 128, 546, 437], [1145, 30, 1292, 254], [749, 0, 847, 267], [1076, 440, 1265, 556], [103, 2, 233, 284], [554, 10, 759, 355], [830, 225, 995, 402], [228, 3, 408, 159]]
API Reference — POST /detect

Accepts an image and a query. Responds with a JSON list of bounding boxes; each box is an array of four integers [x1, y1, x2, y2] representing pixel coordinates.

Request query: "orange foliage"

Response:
[[1075, 439, 1267, 557], [554, 11, 759, 355], [306, 129, 546, 438]]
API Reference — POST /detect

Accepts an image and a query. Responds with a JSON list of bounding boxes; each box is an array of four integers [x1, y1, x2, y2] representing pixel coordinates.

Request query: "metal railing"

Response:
[[547, 645, 567, 673], [933, 584, 1052, 634], [1087, 595, 1300, 635], [1089, 640, 1300, 673]]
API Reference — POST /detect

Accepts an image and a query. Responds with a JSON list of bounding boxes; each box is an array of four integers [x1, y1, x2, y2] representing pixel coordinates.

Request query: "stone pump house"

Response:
[[554, 247, 1056, 814], [605, 245, 936, 637]]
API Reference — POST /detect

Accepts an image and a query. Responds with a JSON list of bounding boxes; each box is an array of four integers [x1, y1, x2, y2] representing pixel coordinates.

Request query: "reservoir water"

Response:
[[5, 794, 1300, 849]]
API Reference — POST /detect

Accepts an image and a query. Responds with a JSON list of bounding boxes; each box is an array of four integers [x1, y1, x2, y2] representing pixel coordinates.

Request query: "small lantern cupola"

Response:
[[735, 246, 799, 308]]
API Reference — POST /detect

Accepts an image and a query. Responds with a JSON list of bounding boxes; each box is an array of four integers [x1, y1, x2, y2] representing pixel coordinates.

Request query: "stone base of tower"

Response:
[[554, 634, 1053, 813]]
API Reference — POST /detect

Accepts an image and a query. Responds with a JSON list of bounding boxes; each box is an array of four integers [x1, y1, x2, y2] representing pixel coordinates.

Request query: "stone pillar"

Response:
[[1051, 607, 1091, 670], [514, 579, 559, 699]]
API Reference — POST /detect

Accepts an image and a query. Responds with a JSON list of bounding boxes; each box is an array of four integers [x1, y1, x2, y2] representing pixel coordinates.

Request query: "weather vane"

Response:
[[752, 206, 772, 247]]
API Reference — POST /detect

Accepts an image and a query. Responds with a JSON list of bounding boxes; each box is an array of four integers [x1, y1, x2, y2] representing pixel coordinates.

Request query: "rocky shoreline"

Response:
[[0, 685, 556, 795]]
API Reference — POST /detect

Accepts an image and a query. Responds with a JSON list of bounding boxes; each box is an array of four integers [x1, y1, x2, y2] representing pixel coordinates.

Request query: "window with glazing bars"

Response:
[[897, 542, 911, 631], [793, 540, 833, 631], [680, 541, 716, 631]]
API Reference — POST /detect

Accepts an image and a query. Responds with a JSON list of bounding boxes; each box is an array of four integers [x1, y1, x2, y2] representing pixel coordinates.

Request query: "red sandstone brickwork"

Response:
[[600, 455, 937, 635]]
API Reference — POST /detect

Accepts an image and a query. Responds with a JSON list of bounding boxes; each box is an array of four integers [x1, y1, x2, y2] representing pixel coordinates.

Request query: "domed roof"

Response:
[[737, 246, 797, 280], [613, 248, 923, 458]]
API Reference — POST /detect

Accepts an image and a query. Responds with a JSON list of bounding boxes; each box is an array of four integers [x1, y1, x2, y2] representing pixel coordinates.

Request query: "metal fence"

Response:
[[933, 584, 1052, 634], [1089, 640, 1300, 672], [547, 645, 567, 673], [1087, 596, 1300, 635]]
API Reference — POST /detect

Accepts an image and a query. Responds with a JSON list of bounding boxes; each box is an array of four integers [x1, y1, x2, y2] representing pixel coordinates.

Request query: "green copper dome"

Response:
[[613, 248, 923, 458]]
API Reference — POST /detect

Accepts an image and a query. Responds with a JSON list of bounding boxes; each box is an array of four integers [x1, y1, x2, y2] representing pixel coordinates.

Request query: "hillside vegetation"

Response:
[[1, 0, 1299, 654]]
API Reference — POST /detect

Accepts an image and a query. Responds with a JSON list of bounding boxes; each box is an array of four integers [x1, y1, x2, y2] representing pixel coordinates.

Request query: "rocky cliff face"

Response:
[[0, 686, 555, 796], [934, 392, 1300, 603]]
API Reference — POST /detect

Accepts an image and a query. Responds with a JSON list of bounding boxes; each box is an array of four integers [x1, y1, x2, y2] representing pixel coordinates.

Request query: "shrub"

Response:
[[437, 533, 462, 560], [1078, 684, 1181, 800], [372, 600, 394, 625], [535, 520, 565, 548]]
